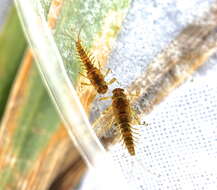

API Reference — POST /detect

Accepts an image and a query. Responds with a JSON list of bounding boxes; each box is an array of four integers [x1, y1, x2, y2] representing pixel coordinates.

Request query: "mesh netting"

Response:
[[110, 59, 217, 189]]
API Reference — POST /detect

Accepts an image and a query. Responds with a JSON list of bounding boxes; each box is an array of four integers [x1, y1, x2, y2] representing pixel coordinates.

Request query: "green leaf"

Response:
[[0, 6, 27, 119], [0, 61, 62, 189], [12, 65, 61, 171]]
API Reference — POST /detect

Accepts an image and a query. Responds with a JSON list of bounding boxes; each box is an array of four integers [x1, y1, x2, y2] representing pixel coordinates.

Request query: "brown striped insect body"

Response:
[[75, 27, 115, 94], [111, 88, 136, 156]]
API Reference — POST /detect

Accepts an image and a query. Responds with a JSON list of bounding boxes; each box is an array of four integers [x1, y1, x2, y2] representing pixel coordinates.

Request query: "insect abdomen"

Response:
[[76, 40, 108, 94], [76, 42, 93, 70], [119, 123, 135, 156], [112, 88, 136, 156]]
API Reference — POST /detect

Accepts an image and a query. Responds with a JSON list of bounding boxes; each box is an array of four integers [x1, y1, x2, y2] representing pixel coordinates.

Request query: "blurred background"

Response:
[[0, 1, 88, 190], [1, 0, 217, 190], [0, 0, 12, 27]]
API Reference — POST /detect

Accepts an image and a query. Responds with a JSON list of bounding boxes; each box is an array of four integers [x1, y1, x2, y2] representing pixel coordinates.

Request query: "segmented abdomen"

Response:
[[119, 122, 135, 156], [76, 42, 92, 70], [112, 89, 135, 156], [75, 41, 108, 94]]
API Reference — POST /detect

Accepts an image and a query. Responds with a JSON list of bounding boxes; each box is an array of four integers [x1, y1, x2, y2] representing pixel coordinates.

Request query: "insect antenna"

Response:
[[77, 22, 86, 42]]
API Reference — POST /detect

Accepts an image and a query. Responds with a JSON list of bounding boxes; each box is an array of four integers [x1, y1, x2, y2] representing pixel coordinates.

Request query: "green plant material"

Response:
[[0, 6, 27, 119], [0, 59, 62, 189], [54, 0, 132, 82], [13, 67, 60, 170]]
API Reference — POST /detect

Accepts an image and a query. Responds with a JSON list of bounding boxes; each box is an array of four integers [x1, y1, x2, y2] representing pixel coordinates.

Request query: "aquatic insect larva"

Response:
[[75, 27, 116, 94], [101, 88, 141, 156]]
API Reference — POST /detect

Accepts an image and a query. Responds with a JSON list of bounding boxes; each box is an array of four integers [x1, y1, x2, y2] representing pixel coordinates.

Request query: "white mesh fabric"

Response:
[[109, 57, 217, 189]]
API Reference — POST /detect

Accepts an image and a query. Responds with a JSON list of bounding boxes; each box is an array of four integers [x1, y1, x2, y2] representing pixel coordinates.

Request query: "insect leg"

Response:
[[128, 88, 141, 99], [79, 72, 89, 79], [131, 109, 148, 126], [81, 82, 92, 86], [107, 78, 117, 85], [98, 96, 112, 101], [104, 68, 111, 77], [97, 60, 101, 70], [130, 109, 140, 125], [87, 53, 98, 67], [128, 94, 139, 98]]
